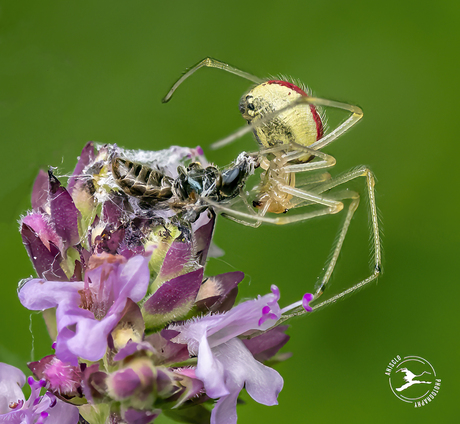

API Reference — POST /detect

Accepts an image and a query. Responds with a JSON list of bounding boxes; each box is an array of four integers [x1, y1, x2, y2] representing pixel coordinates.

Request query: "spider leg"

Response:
[[320, 165, 381, 269], [203, 192, 341, 225], [253, 146, 336, 173], [311, 191, 361, 302], [162, 57, 263, 103], [274, 169, 380, 324], [234, 165, 380, 319], [289, 172, 332, 193], [220, 213, 261, 228], [275, 182, 343, 211], [307, 166, 381, 307], [220, 194, 265, 228], [305, 97, 363, 151], [281, 148, 337, 173]]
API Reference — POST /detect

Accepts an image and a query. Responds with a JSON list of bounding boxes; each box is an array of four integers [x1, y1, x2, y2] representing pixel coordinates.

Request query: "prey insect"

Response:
[[111, 150, 257, 223], [162, 58, 382, 309]]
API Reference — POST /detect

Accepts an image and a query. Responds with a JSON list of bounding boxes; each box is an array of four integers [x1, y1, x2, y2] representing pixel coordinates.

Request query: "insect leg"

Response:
[[162, 57, 263, 103]]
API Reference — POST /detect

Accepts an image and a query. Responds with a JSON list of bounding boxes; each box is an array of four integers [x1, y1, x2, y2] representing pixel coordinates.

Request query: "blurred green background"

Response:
[[1, 0, 458, 422]]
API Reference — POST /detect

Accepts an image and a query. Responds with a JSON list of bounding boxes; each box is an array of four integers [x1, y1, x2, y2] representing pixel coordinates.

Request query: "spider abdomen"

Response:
[[239, 80, 323, 152]]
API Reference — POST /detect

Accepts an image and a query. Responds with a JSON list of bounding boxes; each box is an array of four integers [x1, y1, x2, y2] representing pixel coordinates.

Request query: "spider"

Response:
[[162, 58, 382, 308]]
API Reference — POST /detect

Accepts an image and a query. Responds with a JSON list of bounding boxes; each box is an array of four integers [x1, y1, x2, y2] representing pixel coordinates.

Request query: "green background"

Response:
[[0, 0, 458, 422]]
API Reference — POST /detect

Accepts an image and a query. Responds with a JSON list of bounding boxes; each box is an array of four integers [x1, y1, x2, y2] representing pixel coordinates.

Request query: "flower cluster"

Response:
[[2, 143, 312, 424]]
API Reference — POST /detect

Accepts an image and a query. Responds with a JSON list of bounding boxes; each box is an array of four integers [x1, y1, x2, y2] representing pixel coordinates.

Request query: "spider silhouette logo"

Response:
[[386, 355, 441, 407]]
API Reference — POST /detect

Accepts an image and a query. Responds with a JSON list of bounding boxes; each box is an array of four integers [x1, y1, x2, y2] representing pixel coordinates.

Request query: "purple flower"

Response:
[[28, 356, 83, 401], [0, 363, 25, 415], [205, 338, 283, 424], [18, 252, 152, 365], [15, 142, 317, 424], [0, 363, 79, 424], [170, 285, 284, 424]]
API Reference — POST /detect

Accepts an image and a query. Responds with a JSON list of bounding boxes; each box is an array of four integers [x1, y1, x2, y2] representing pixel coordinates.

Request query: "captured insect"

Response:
[[162, 58, 382, 308], [111, 150, 258, 223]]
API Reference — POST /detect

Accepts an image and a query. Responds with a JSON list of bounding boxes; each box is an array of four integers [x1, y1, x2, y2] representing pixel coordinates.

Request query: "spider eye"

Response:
[[239, 95, 255, 118]]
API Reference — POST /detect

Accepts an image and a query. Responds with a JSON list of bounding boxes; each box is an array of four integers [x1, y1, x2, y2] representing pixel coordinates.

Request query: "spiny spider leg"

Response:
[[209, 164, 381, 306], [219, 191, 264, 228], [277, 147, 337, 173], [306, 97, 363, 151], [313, 165, 382, 274], [203, 197, 338, 225], [281, 166, 381, 315], [162, 57, 263, 103]]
